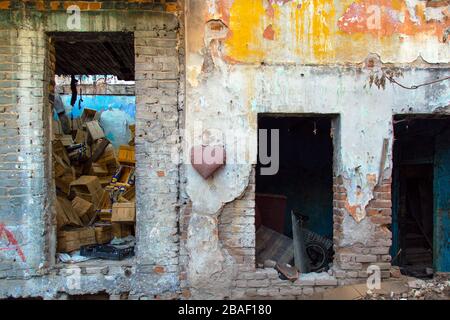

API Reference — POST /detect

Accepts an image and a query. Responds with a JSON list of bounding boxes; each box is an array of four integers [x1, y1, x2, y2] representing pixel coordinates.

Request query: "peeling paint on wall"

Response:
[[185, 2, 450, 235], [187, 0, 449, 65], [184, 0, 450, 290]]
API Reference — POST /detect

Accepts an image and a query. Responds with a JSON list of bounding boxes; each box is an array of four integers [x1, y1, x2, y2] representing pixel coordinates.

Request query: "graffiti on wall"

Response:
[[0, 224, 26, 263]]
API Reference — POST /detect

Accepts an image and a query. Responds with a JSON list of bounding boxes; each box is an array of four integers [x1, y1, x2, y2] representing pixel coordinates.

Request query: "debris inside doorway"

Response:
[[53, 107, 136, 262], [392, 116, 450, 277], [255, 116, 336, 278]]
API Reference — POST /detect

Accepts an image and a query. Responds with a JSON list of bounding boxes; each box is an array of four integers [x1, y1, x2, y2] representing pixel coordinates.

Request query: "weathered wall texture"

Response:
[[187, 0, 449, 68], [0, 0, 184, 299], [182, 0, 449, 299], [0, 0, 449, 300]]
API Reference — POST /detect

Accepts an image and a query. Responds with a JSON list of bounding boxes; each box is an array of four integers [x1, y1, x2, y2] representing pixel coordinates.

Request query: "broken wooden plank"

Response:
[[276, 263, 299, 282], [82, 138, 110, 175], [256, 225, 294, 265]]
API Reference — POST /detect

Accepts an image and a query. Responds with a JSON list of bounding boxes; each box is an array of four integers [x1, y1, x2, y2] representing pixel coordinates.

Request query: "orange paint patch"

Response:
[[50, 1, 59, 10], [336, 178, 367, 222], [165, 3, 178, 13], [338, 0, 450, 40], [157, 171, 166, 177], [88, 2, 102, 10], [263, 24, 275, 40], [345, 201, 362, 221], [0, 1, 10, 9], [153, 266, 165, 274], [63, 2, 89, 10], [36, 0, 45, 11]]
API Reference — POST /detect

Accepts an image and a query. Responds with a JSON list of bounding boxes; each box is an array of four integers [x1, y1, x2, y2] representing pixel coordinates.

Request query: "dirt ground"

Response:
[[313, 273, 450, 300]]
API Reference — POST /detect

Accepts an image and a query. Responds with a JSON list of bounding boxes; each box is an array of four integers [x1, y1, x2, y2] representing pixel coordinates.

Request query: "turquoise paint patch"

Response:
[[61, 95, 136, 120], [54, 95, 136, 149], [434, 127, 450, 272]]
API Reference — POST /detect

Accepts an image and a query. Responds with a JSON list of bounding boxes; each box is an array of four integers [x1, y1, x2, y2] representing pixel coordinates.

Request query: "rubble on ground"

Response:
[[364, 274, 450, 300]]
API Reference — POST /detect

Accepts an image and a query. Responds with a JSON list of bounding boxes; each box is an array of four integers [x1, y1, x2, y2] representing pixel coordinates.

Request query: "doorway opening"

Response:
[[255, 115, 335, 276], [392, 115, 450, 277], [49, 32, 136, 264]]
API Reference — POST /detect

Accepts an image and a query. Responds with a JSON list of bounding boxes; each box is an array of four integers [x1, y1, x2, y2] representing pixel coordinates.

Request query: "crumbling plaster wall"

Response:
[[183, 0, 450, 299]]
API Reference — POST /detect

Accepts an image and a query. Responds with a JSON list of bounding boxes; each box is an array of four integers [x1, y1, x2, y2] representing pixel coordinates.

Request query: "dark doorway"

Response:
[[255, 115, 335, 274], [392, 115, 450, 276]]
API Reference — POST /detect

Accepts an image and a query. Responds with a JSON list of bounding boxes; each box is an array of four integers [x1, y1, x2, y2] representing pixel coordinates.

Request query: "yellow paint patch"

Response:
[[224, 0, 338, 63], [293, 1, 304, 56], [310, 0, 336, 62], [224, 0, 266, 63], [219, 0, 449, 64]]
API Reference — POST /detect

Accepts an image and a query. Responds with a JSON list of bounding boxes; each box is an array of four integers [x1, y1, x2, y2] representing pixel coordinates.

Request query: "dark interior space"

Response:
[[392, 115, 450, 277], [50, 32, 135, 80], [255, 115, 335, 275]]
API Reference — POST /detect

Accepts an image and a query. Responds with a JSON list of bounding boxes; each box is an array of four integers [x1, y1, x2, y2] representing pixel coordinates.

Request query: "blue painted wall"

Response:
[[57, 95, 136, 149], [434, 127, 450, 272], [61, 95, 135, 120], [392, 119, 450, 271]]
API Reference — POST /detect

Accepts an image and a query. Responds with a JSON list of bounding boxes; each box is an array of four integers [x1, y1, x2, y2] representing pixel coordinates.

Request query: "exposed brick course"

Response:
[[332, 177, 392, 282]]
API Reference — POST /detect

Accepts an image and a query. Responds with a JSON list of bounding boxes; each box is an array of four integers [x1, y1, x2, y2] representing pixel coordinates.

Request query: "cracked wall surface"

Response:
[[183, 0, 450, 298]]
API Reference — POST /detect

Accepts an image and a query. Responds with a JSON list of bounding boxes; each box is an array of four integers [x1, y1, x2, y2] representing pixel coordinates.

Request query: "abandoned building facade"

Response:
[[0, 0, 449, 300]]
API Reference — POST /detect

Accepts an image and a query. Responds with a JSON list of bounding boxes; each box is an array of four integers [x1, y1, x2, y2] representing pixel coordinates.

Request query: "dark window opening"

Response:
[[49, 32, 136, 264], [50, 32, 135, 81], [256, 115, 335, 275], [392, 115, 450, 277]]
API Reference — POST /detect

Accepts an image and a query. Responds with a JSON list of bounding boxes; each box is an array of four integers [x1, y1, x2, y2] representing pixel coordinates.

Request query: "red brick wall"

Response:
[[218, 173, 256, 272], [333, 176, 392, 283]]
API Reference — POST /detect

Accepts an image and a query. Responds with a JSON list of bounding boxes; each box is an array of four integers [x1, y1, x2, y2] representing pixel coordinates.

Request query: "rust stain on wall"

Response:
[[263, 24, 275, 40]]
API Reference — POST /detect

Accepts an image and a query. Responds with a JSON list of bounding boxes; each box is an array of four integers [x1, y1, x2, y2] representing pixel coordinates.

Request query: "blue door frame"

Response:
[[434, 127, 450, 272], [391, 156, 400, 260], [392, 126, 450, 272]]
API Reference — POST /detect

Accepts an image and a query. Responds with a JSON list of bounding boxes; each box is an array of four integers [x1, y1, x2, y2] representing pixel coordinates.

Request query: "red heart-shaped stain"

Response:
[[190, 145, 226, 179]]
